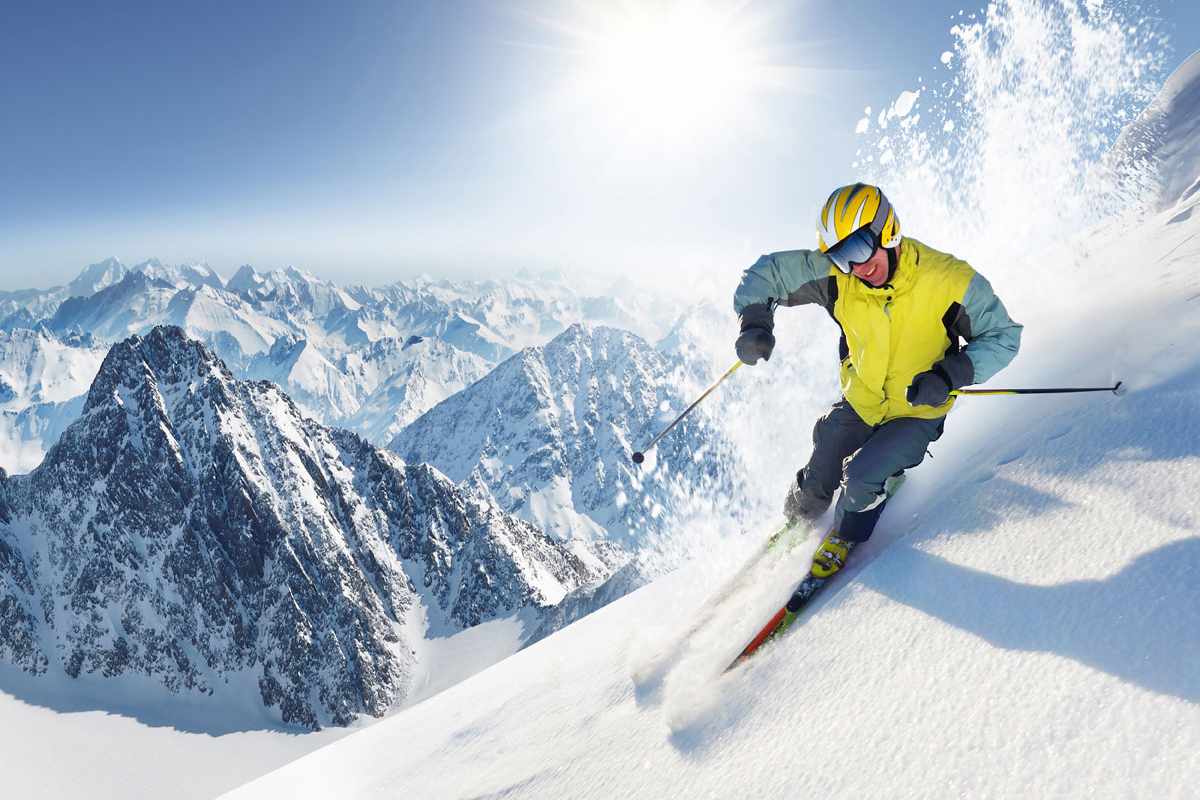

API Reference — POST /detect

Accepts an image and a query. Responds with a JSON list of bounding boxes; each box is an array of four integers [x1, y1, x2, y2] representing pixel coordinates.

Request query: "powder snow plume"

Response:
[[854, 0, 1166, 298]]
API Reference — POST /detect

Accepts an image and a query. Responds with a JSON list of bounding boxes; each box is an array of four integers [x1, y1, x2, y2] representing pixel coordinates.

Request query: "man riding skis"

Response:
[[733, 183, 1022, 579]]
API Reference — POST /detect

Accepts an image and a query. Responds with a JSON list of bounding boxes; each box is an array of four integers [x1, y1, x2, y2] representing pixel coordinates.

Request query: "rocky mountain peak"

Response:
[[0, 326, 601, 728], [82, 325, 229, 416]]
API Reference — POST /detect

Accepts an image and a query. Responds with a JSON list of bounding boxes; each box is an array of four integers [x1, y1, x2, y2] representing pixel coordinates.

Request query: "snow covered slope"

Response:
[[0, 328, 106, 409], [1117, 49, 1200, 210], [339, 336, 492, 445], [225, 39, 1200, 800], [0, 328, 107, 472]]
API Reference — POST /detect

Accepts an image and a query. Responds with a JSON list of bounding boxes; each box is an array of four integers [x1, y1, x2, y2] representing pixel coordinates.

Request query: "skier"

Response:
[[733, 183, 1022, 580]]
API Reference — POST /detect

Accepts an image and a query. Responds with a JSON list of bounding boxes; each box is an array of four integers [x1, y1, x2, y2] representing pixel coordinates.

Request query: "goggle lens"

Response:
[[827, 228, 880, 273]]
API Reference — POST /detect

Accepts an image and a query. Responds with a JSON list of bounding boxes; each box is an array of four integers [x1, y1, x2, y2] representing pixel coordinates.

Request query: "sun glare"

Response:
[[561, 2, 773, 148]]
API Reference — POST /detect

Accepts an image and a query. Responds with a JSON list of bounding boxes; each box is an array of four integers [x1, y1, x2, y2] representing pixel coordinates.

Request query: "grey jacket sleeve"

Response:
[[732, 250, 837, 323], [949, 272, 1023, 385]]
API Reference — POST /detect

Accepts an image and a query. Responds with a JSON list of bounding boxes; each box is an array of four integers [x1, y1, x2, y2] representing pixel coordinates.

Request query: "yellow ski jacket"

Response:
[[733, 237, 1022, 425]]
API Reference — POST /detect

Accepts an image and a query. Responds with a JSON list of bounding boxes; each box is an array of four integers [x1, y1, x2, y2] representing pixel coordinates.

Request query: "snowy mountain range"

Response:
[[0, 327, 603, 728], [0, 261, 725, 728], [0, 262, 680, 475], [0, 258, 224, 324]]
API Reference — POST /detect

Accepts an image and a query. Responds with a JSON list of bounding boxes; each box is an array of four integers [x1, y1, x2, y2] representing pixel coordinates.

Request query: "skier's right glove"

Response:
[[735, 302, 776, 365]]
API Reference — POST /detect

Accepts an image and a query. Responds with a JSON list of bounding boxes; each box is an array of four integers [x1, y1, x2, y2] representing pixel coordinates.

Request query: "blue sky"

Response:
[[2, 0, 1198, 291]]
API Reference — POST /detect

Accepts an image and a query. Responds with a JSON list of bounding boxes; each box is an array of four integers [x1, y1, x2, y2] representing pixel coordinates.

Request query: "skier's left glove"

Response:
[[906, 369, 952, 406], [907, 353, 974, 407]]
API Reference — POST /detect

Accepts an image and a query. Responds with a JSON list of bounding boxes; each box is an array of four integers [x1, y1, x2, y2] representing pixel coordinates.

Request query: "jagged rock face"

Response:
[[391, 324, 748, 549], [0, 327, 596, 728]]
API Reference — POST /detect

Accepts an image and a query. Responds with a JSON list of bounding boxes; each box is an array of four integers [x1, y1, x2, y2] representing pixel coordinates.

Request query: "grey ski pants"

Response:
[[799, 400, 945, 538]]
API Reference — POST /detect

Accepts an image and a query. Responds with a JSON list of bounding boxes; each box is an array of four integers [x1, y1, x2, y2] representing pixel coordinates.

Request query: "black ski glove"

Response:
[[907, 353, 974, 406], [906, 368, 952, 407], [735, 303, 776, 365]]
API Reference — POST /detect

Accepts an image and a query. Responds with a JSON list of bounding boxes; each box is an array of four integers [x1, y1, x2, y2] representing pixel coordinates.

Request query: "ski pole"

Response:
[[632, 361, 742, 464], [951, 381, 1124, 397]]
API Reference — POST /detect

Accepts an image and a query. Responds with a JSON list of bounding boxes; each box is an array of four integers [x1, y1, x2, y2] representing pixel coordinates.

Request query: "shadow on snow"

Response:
[[862, 538, 1200, 704]]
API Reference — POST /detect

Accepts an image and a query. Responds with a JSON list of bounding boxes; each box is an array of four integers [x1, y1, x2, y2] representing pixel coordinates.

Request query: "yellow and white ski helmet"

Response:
[[816, 183, 901, 270]]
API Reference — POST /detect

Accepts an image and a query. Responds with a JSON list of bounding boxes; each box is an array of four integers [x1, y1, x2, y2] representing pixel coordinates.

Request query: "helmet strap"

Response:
[[885, 246, 898, 283]]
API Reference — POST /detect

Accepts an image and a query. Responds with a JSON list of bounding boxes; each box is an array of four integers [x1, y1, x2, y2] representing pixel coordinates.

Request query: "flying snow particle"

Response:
[[892, 90, 920, 118], [940, 51, 953, 65]]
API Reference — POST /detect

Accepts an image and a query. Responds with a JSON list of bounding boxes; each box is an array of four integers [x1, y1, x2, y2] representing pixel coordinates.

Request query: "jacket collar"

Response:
[[854, 241, 918, 296]]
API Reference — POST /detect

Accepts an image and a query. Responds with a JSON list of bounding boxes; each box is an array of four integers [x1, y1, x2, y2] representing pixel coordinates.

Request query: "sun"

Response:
[[539, 1, 786, 151], [579, 5, 752, 130]]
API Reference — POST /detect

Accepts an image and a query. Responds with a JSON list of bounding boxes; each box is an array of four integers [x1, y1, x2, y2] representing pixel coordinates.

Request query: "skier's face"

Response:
[[850, 244, 891, 287]]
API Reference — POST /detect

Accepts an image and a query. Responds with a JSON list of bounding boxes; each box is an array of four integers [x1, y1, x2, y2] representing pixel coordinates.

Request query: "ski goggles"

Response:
[[825, 227, 880, 273]]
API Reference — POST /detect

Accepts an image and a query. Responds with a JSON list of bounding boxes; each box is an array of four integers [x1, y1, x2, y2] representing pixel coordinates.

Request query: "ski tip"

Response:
[[632, 451, 645, 464], [1112, 381, 1126, 396]]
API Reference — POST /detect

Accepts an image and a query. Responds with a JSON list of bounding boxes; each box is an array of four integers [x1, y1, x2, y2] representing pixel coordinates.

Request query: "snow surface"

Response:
[[0, 667, 350, 800]]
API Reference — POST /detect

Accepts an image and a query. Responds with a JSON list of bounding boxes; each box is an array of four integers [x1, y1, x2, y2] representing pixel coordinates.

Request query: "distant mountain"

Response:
[[340, 337, 492, 445], [0, 258, 226, 326], [245, 334, 361, 422], [132, 258, 225, 292], [523, 559, 653, 648], [390, 323, 749, 550], [0, 288, 66, 324], [0, 398, 87, 475], [0, 327, 107, 409], [227, 264, 362, 320], [49, 271, 181, 340], [0, 328, 108, 473], [0, 327, 600, 728], [49, 272, 293, 366], [65, 257, 129, 298]]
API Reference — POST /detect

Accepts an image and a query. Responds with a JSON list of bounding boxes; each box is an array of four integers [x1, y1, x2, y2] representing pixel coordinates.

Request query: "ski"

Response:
[[725, 473, 907, 672], [725, 570, 828, 671], [668, 519, 814, 649]]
